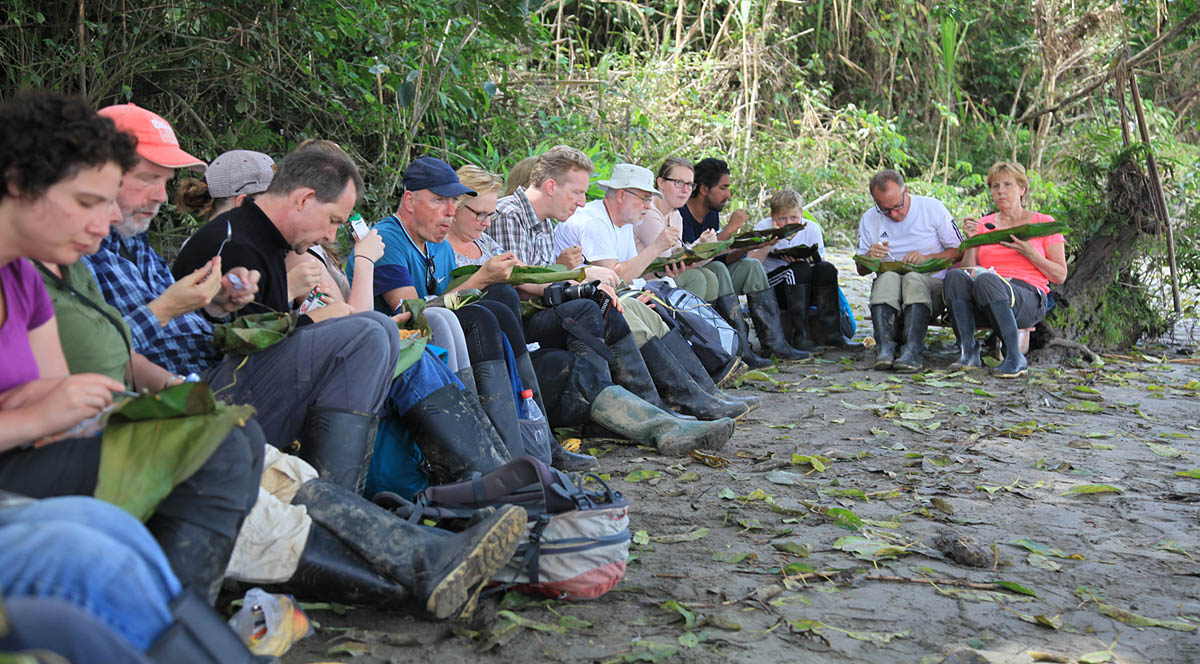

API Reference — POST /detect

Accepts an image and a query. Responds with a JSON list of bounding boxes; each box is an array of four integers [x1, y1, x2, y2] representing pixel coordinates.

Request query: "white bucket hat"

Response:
[[597, 163, 661, 197]]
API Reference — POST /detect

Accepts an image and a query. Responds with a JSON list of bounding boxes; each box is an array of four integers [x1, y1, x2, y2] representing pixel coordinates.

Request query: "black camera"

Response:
[[542, 280, 612, 317]]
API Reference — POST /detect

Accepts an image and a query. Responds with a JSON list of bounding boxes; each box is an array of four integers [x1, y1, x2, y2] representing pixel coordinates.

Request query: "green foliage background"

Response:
[[3, 0, 1198, 345]]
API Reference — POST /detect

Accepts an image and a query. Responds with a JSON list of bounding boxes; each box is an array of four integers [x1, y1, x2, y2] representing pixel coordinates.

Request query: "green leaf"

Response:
[[993, 580, 1038, 597], [972, 387, 995, 397], [712, 551, 756, 564], [1010, 538, 1082, 560], [624, 469, 661, 483], [1027, 552, 1062, 572], [1066, 401, 1103, 412], [791, 454, 830, 471], [772, 541, 811, 556], [1063, 483, 1123, 495], [1147, 442, 1186, 458], [650, 528, 708, 544], [659, 600, 695, 628], [1083, 430, 1117, 438], [787, 618, 910, 643], [827, 507, 864, 531], [833, 535, 911, 560], [1077, 651, 1113, 664], [677, 631, 700, 648], [496, 610, 567, 634], [958, 220, 1070, 249], [1174, 468, 1200, 478], [717, 487, 737, 500], [1096, 603, 1198, 631]]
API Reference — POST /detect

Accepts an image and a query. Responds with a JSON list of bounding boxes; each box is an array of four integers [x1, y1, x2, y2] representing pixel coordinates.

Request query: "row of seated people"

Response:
[[0, 90, 1066, 662]]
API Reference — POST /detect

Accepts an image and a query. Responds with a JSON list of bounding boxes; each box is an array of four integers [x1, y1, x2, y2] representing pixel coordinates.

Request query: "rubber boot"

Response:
[[149, 518, 236, 606], [659, 328, 760, 414], [589, 385, 736, 456], [294, 479, 526, 620], [893, 303, 931, 373], [270, 524, 407, 607], [870, 304, 899, 370], [297, 407, 378, 494], [514, 353, 598, 472], [781, 283, 815, 351], [606, 329, 671, 412], [400, 383, 510, 484], [713, 293, 772, 369], [473, 359, 526, 459], [456, 367, 513, 463], [813, 284, 865, 350], [640, 336, 751, 420], [986, 300, 1029, 378], [145, 588, 276, 663], [713, 355, 748, 390], [746, 288, 811, 360], [947, 299, 982, 370]]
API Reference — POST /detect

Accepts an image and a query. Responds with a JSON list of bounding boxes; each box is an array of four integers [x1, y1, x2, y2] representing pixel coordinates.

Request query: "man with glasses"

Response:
[[553, 163, 680, 284], [856, 169, 963, 372]]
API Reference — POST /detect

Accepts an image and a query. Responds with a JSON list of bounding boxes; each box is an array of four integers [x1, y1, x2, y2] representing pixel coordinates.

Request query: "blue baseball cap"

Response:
[[402, 156, 476, 197]]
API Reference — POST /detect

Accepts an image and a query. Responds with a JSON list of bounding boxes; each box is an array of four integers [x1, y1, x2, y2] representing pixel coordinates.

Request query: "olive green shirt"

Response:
[[40, 261, 131, 385]]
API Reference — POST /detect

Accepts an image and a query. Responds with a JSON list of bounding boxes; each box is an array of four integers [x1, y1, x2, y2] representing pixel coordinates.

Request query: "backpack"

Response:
[[641, 280, 737, 375], [373, 455, 630, 600]]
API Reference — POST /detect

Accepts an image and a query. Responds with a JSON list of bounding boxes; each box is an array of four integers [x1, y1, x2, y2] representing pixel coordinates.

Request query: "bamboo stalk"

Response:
[[77, 0, 86, 97], [1128, 71, 1182, 315]]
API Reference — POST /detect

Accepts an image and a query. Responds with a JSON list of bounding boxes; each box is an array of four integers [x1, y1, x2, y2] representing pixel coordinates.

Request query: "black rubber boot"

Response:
[[870, 304, 899, 370], [400, 384, 510, 484], [145, 588, 275, 663], [659, 328, 760, 413], [713, 293, 772, 368], [607, 329, 671, 412], [947, 299, 983, 370], [813, 284, 865, 350], [986, 300, 1029, 378], [149, 518, 237, 606], [781, 283, 815, 351], [640, 336, 751, 420], [746, 288, 811, 361], [456, 367, 513, 463], [294, 479, 526, 620], [893, 303, 931, 373], [472, 359, 526, 459], [270, 524, 407, 607], [515, 353, 597, 472], [297, 407, 378, 494], [589, 386, 736, 456]]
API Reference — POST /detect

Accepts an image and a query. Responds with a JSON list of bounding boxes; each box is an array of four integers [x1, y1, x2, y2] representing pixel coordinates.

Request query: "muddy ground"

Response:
[[281, 251, 1200, 664]]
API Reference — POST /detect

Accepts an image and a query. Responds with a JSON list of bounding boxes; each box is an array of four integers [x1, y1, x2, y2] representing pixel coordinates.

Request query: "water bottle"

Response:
[[517, 389, 553, 465]]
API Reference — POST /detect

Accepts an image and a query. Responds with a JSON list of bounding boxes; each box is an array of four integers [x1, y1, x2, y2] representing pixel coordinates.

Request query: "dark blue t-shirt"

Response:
[[678, 205, 720, 243], [347, 215, 454, 313]]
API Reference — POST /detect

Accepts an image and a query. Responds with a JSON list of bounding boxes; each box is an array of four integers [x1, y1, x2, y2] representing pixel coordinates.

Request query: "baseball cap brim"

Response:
[[429, 182, 476, 197], [141, 144, 206, 173]]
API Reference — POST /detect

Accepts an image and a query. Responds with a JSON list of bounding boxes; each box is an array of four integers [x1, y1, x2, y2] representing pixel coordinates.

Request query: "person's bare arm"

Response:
[[127, 352, 176, 392], [381, 286, 421, 313], [715, 209, 750, 241]]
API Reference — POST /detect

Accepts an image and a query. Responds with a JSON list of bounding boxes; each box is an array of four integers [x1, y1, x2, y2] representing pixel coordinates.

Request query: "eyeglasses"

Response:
[[424, 255, 438, 294], [662, 177, 696, 190], [627, 191, 654, 205], [876, 189, 909, 216], [462, 204, 494, 222]]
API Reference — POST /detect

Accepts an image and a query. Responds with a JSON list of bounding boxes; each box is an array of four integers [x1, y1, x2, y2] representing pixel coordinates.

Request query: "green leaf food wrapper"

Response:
[[959, 220, 1069, 250], [212, 312, 297, 355], [771, 244, 818, 260], [95, 383, 257, 520], [645, 240, 733, 274], [729, 222, 807, 249], [853, 255, 953, 274], [446, 264, 586, 291]]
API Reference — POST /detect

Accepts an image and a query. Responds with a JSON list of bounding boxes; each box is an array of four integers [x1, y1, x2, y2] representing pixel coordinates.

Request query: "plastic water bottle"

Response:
[[518, 389, 553, 465]]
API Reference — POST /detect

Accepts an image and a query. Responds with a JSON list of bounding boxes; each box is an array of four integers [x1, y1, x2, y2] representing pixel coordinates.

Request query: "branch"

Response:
[[1018, 8, 1200, 123]]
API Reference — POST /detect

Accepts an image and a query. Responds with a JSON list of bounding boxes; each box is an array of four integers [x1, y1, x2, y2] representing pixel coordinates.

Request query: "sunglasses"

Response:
[[425, 255, 438, 294]]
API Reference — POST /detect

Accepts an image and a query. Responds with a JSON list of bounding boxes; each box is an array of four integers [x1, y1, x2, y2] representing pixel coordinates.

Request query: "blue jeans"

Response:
[[0, 496, 180, 650]]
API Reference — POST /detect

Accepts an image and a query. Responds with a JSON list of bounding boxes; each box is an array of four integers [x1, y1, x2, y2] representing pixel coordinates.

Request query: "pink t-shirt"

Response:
[[974, 212, 1065, 294], [0, 258, 56, 393]]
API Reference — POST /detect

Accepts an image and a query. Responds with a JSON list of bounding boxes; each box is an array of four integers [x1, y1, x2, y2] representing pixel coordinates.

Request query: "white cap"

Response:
[[598, 163, 661, 197]]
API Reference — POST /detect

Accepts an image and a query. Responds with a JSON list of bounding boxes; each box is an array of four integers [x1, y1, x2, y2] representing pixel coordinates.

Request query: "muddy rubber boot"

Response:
[[640, 336, 751, 420], [146, 588, 276, 663], [713, 293, 772, 369], [297, 407, 378, 494], [813, 284, 864, 350], [870, 304, 899, 369], [947, 299, 982, 370], [400, 383, 510, 484], [270, 524, 408, 607], [659, 328, 760, 413], [294, 479, 526, 620], [781, 283, 815, 351], [746, 288, 811, 361], [472, 359, 526, 459], [589, 385, 735, 456], [456, 367, 513, 463], [147, 518, 237, 606], [893, 303, 931, 373], [607, 329, 671, 412], [986, 300, 1028, 378], [514, 353, 597, 472]]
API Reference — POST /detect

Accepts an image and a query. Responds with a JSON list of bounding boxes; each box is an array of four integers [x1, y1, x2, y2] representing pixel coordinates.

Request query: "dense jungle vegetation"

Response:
[[2, 0, 1198, 348]]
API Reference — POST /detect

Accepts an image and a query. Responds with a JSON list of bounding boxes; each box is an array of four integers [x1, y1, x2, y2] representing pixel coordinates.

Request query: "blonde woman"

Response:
[[944, 162, 1067, 378]]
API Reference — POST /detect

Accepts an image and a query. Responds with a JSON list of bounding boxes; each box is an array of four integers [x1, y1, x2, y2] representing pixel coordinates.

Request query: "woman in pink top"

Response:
[[635, 158, 725, 301], [944, 162, 1068, 378]]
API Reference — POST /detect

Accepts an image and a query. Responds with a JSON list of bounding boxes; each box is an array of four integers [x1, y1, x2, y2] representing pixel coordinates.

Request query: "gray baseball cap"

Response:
[[206, 150, 276, 198]]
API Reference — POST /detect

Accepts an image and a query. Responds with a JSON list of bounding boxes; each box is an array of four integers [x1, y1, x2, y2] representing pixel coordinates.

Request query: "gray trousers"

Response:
[[943, 269, 1047, 329], [204, 311, 400, 449], [869, 271, 944, 315]]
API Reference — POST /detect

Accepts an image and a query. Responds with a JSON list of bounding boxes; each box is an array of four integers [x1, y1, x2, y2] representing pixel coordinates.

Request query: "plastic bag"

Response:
[[227, 588, 312, 657]]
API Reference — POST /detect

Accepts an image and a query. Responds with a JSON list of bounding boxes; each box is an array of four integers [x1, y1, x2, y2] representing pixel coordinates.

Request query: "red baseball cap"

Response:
[[98, 103, 206, 172]]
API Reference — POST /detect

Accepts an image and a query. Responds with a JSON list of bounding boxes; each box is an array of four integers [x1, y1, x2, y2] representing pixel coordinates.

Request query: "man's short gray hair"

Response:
[[868, 169, 905, 194], [266, 147, 364, 206]]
